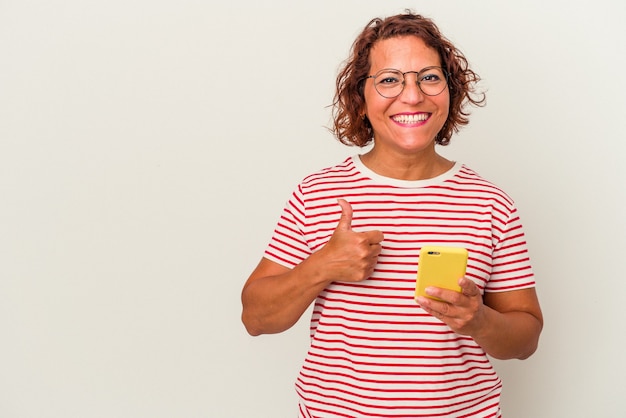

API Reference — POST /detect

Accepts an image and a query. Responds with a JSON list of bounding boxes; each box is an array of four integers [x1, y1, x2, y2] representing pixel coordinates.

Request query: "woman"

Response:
[[241, 11, 543, 418]]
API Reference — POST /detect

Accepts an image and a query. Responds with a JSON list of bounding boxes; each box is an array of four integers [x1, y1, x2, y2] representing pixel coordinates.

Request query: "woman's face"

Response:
[[363, 36, 449, 156]]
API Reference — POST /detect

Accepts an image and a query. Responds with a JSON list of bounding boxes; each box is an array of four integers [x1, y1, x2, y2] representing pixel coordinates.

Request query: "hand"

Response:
[[317, 199, 384, 283], [416, 277, 487, 336]]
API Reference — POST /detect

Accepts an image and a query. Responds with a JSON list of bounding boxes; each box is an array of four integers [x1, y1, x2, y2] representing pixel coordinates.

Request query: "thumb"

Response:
[[335, 199, 353, 232]]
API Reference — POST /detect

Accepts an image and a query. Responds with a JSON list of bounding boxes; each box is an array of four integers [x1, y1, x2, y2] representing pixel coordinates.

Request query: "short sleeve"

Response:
[[264, 185, 312, 269], [486, 206, 536, 292]]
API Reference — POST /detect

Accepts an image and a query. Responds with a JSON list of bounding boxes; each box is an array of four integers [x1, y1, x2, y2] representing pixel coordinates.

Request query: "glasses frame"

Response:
[[365, 66, 449, 98]]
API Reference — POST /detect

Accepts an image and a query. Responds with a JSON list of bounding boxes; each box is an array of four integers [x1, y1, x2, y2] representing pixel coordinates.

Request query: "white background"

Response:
[[1, 0, 625, 417]]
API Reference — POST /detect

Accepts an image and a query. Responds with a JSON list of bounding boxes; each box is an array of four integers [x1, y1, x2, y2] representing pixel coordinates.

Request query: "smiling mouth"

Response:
[[392, 113, 429, 124]]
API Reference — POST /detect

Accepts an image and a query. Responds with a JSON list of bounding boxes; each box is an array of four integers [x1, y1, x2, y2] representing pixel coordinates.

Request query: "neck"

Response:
[[359, 147, 454, 181]]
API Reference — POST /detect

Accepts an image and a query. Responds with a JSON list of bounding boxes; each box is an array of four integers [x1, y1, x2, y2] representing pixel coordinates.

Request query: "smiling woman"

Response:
[[332, 12, 485, 148], [360, 36, 451, 176], [241, 10, 542, 418], [2, 1, 624, 417]]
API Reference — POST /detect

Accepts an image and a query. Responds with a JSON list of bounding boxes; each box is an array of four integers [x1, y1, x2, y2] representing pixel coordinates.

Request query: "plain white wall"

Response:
[[1, 0, 625, 417]]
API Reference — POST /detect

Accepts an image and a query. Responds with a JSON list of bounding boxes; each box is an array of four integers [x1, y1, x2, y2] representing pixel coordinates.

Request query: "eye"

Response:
[[380, 76, 400, 84], [420, 68, 445, 84], [421, 74, 440, 82], [375, 71, 403, 85]]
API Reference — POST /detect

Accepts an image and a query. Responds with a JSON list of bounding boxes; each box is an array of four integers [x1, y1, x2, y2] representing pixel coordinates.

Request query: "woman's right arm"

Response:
[[241, 255, 334, 336], [241, 199, 384, 336]]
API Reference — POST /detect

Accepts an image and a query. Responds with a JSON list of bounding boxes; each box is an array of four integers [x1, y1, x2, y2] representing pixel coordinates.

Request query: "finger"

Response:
[[416, 296, 449, 317], [335, 198, 353, 232], [368, 243, 383, 256], [365, 230, 384, 245], [459, 277, 480, 297]]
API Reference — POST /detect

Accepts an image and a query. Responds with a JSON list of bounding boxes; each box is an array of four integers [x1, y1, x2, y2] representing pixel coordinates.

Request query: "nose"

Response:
[[399, 72, 424, 103]]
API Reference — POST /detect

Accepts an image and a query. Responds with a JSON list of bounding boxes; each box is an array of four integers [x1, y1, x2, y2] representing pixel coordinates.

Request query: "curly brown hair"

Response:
[[332, 11, 485, 146]]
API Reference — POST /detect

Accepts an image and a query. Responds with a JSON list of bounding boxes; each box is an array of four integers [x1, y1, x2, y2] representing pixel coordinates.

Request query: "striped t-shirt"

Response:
[[264, 155, 535, 418]]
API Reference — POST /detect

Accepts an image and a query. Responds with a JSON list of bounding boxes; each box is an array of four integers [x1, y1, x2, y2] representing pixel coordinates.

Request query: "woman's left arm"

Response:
[[416, 278, 543, 360]]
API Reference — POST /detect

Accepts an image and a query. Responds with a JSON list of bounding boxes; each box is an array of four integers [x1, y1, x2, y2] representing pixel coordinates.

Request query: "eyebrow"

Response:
[[371, 66, 442, 74]]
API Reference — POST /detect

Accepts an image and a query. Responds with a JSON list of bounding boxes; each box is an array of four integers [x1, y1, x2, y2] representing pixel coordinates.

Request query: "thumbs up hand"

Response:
[[316, 199, 384, 283]]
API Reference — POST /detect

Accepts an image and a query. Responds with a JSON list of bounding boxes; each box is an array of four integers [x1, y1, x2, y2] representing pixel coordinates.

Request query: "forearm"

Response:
[[472, 307, 543, 360], [418, 284, 543, 360], [241, 256, 331, 336], [242, 204, 384, 336]]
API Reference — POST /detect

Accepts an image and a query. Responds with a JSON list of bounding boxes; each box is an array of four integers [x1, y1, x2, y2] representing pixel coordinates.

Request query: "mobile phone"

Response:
[[415, 246, 468, 301]]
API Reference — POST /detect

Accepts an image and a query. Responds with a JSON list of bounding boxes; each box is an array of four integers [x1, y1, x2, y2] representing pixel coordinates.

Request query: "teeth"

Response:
[[393, 114, 428, 124]]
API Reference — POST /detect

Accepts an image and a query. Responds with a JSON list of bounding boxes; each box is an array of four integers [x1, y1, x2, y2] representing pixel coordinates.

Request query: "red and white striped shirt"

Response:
[[265, 156, 535, 418]]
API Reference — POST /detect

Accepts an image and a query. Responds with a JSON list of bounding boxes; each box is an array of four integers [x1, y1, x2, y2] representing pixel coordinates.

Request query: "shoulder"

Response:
[[300, 155, 364, 188], [450, 164, 516, 207]]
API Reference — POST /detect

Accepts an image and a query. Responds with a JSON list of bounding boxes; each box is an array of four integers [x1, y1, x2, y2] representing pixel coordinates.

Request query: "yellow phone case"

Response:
[[415, 246, 468, 301]]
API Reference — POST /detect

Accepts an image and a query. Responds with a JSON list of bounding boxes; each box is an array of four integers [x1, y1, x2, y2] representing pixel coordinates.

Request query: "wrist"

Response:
[[296, 250, 334, 289]]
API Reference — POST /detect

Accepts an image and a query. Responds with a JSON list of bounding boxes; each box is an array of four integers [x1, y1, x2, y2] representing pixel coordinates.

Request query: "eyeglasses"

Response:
[[365, 66, 449, 98]]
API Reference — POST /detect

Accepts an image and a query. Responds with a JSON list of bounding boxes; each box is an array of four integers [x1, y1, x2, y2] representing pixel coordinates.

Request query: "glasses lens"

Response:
[[418, 67, 447, 96], [373, 70, 404, 98]]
